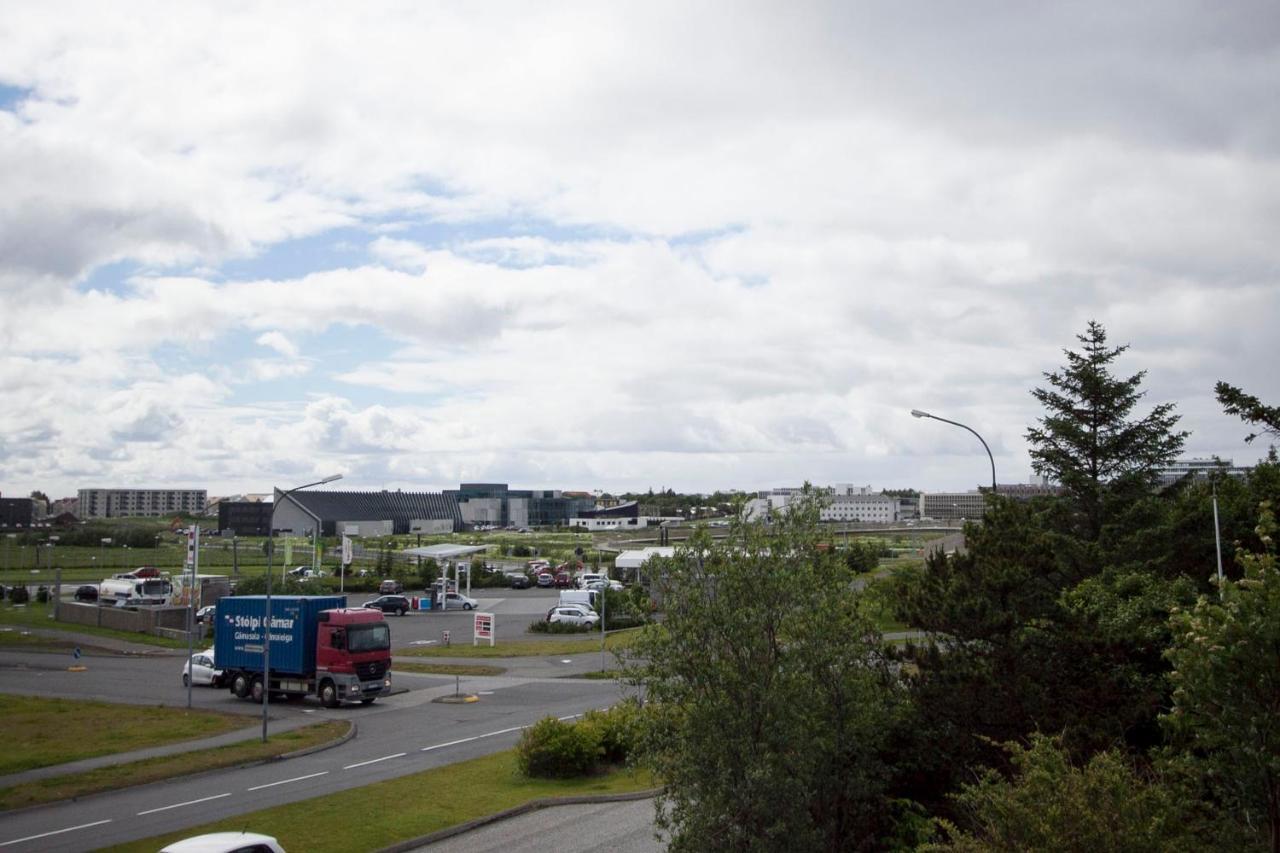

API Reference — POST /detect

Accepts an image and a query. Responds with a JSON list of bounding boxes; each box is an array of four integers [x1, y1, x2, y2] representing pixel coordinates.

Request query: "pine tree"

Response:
[[1025, 321, 1187, 541]]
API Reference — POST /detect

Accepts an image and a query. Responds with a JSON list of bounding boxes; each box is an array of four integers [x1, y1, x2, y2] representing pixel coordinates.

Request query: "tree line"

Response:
[[628, 321, 1280, 851]]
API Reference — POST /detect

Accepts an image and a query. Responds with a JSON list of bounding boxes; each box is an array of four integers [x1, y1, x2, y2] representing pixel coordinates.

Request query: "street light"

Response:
[[910, 409, 998, 494], [263, 473, 342, 742]]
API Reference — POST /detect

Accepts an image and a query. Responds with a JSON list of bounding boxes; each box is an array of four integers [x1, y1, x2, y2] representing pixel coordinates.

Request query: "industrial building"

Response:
[[272, 489, 463, 537]]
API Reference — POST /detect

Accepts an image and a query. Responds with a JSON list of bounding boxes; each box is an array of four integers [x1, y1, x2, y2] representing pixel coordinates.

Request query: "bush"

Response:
[[9, 586, 29, 604], [528, 619, 595, 634], [516, 716, 602, 778], [582, 700, 643, 764]]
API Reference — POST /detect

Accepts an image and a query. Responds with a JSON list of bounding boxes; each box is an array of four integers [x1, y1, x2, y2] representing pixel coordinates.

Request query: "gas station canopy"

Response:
[[401, 544, 490, 560]]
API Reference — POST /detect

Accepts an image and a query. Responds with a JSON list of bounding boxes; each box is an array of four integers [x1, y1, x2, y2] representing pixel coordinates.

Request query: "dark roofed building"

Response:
[[272, 489, 463, 537], [0, 497, 34, 530]]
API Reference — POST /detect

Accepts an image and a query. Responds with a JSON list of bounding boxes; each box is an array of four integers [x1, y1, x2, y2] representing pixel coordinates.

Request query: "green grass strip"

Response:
[[106, 750, 653, 853], [0, 721, 349, 811], [397, 628, 642, 659], [395, 662, 507, 676], [0, 696, 248, 776]]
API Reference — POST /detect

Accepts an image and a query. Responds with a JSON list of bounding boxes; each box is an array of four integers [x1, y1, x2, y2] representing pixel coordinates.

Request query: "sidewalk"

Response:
[[0, 715, 321, 789]]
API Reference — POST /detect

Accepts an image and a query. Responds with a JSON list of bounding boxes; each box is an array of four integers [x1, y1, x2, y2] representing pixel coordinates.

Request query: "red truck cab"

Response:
[[314, 608, 392, 707]]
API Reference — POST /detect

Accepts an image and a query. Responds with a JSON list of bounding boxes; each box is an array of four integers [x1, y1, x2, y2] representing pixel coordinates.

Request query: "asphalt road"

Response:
[[415, 798, 663, 853], [0, 587, 632, 851]]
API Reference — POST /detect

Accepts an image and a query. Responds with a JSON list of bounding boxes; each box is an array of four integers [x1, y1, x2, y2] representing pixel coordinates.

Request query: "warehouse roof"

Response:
[[285, 490, 463, 526]]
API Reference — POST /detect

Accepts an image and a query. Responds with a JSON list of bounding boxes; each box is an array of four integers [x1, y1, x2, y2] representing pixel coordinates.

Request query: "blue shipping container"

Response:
[[215, 595, 347, 676]]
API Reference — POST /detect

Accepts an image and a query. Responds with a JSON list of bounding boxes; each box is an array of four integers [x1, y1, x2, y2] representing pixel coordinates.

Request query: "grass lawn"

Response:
[[0, 602, 188, 649], [0, 720, 349, 810], [107, 750, 654, 853], [0, 695, 249, 776], [397, 628, 643, 659], [0, 627, 117, 654], [395, 662, 507, 676]]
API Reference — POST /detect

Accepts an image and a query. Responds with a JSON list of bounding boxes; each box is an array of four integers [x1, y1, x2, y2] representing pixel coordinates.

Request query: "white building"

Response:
[[745, 484, 899, 524], [77, 488, 207, 519], [1156, 457, 1251, 488], [919, 491, 986, 522]]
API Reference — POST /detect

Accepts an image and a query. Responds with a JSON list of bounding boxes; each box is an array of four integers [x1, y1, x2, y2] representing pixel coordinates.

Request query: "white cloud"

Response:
[[1, 2, 1277, 497]]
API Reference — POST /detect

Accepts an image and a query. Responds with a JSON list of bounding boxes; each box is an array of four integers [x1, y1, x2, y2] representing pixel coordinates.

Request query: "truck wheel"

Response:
[[320, 680, 339, 708], [232, 673, 250, 699], [250, 676, 265, 704]]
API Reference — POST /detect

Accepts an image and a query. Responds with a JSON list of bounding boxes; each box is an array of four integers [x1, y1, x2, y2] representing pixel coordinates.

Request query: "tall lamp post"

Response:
[[263, 473, 342, 743], [910, 409, 998, 495]]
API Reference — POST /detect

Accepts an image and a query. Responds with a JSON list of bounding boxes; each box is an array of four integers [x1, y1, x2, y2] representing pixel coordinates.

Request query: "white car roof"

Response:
[[160, 831, 284, 852]]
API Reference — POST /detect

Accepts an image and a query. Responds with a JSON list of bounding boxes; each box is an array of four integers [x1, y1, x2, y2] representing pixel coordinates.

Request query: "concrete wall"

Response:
[[57, 602, 196, 637]]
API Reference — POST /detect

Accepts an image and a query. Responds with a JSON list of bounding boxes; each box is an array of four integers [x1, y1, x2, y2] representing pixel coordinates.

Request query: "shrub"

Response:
[[9, 586, 29, 604], [583, 700, 643, 764], [516, 716, 602, 778]]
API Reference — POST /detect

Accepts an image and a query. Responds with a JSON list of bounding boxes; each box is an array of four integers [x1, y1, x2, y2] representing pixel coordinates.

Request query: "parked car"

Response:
[[161, 831, 285, 853], [577, 572, 605, 589], [182, 648, 223, 688], [536, 572, 554, 588], [74, 584, 98, 602], [510, 573, 531, 589], [196, 604, 217, 623], [362, 595, 411, 616], [554, 571, 573, 589], [379, 578, 404, 594], [584, 579, 625, 593], [122, 566, 162, 579], [442, 592, 478, 611], [546, 605, 600, 628]]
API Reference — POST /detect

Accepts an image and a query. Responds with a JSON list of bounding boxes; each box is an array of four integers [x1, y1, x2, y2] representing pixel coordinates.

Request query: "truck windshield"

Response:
[[347, 624, 391, 653]]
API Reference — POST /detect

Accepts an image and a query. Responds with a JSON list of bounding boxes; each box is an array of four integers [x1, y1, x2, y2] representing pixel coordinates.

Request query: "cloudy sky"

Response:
[[1, 2, 1277, 500]]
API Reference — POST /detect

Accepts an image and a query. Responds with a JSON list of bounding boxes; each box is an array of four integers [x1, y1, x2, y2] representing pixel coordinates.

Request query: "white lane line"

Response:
[[1, 819, 112, 847], [558, 713, 583, 721], [343, 752, 406, 770], [248, 770, 330, 791], [421, 725, 525, 752], [137, 792, 230, 816]]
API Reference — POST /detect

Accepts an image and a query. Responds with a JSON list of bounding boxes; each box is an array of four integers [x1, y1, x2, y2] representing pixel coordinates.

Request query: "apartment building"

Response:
[[77, 488, 207, 519]]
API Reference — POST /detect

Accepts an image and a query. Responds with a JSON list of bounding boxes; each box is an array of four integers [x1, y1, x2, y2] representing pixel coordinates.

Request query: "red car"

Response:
[[122, 566, 161, 579], [554, 571, 573, 589]]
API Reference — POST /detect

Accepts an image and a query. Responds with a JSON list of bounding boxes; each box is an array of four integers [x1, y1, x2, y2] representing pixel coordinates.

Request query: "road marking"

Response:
[[343, 752, 406, 770], [558, 713, 583, 721], [248, 771, 329, 791], [421, 725, 525, 752], [1, 819, 112, 847], [138, 792, 230, 815]]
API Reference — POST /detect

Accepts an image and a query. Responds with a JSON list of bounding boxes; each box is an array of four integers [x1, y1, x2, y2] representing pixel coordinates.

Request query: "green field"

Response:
[[0, 695, 249, 776], [107, 749, 655, 853], [0, 601, 188, 648]]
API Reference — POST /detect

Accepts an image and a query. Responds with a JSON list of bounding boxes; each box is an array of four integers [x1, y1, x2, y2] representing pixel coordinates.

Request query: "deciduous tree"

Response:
[[630, 492, 912, 851]]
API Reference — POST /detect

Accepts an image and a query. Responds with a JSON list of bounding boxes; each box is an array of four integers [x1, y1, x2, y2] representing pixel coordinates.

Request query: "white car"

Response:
[[182, 648, 223, 688], [161, 831, 285, 853], [584, 579, 624, 592], [442, 592, 478, 611], [547, 605, 600, 627]]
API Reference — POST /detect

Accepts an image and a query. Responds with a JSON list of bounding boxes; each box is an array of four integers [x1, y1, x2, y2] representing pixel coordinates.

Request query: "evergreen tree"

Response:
[[1215, 380, 1280, 445], [1026, 321, 1187, 541]]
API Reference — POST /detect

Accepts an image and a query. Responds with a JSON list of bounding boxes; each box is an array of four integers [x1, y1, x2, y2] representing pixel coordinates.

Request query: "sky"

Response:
[[1, 1, 1278, 500]]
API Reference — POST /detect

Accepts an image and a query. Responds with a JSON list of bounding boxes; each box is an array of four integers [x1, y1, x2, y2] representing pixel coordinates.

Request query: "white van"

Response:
[[558, 589, 599, 611], [576, 572, 605, 589]]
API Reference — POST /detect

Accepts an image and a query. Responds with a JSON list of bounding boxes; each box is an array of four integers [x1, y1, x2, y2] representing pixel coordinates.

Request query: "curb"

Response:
[[278, 718, 357, 760], [376, 788, 660, 852]]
